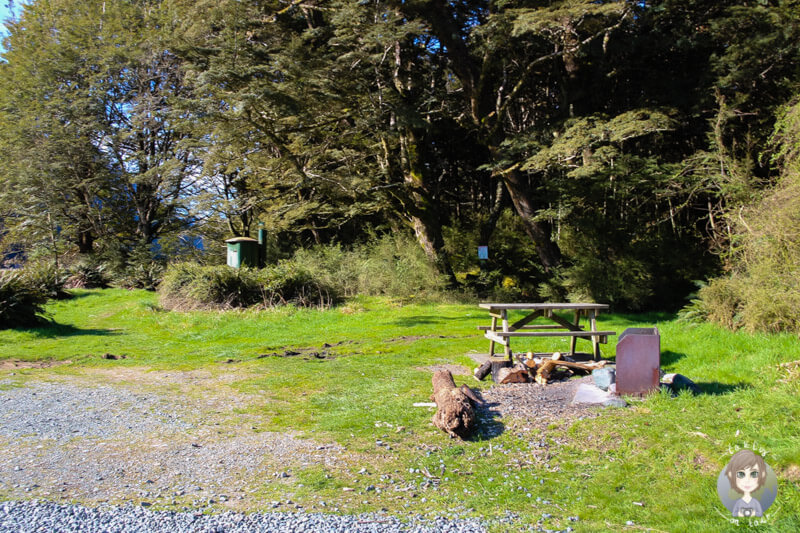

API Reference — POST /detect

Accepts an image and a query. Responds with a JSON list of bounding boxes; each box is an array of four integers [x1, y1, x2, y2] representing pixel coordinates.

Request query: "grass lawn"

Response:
[[1, 289, 799, 531]]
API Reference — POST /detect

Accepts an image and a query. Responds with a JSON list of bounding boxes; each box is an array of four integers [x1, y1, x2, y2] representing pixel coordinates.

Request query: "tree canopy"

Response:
[[2, 0, 799, 312]]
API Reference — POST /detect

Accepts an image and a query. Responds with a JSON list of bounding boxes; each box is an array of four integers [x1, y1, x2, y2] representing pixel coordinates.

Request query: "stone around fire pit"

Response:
[[571, 383, 628, 408], [592, 367, 616, 390]]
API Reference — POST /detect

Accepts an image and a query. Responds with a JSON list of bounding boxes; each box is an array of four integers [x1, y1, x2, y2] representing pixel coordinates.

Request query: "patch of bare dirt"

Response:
[[256, 341, 355, 360], [779, 464, 800, 482], [388, 334, 464, 342], [691, 452, 718, 474], [0, 359, 72, 370], [82, 366, 236, 384], [79, 367, 267, 414]]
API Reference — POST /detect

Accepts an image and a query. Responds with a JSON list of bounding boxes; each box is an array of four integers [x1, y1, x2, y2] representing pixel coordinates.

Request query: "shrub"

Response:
[[444, 210, 544, 300], [160, 263, 251, 310], [686, 98, 800, 333], [289, 233, 448, 300], [65, 259, 110, 289], [693, 278, 743, 330], [0, 270, 49, 328], [116, 260, 165, 291], [187, 265, 262, 308], [113, 242, 166, 290], [23, 262, 71, 300], [158, 263, 339, 311], [160, 233, 450, 310]]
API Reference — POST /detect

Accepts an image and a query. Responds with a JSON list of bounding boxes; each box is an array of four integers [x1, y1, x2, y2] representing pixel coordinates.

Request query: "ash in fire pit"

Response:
[[468, 351, 627, 435], [475, 375, 603, 434]]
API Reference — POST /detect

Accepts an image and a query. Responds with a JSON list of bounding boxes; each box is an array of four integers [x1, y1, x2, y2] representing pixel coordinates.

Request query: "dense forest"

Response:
[[1, 1, 800, 321]]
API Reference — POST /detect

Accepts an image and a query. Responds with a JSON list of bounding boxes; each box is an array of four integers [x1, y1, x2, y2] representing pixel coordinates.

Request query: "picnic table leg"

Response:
[[488, 316, 497, 357], [589, 311, 600, 360], [569, 309, 580, 356], [502, 310, 512, 361]]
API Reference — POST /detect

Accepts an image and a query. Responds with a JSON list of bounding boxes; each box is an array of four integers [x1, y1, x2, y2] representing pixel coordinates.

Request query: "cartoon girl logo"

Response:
[[717, 449, 778, 518]]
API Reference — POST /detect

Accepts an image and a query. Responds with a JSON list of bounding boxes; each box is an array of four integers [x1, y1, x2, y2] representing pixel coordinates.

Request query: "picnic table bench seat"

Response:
[[478, 302, 615, 361]]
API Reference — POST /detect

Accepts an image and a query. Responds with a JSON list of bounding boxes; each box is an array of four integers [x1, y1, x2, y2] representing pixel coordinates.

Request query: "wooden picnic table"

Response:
[[478, 303, 615, 361]]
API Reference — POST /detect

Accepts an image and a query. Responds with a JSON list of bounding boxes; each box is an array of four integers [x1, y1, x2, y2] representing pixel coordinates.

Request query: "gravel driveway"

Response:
[[0, 370, 488, 532]]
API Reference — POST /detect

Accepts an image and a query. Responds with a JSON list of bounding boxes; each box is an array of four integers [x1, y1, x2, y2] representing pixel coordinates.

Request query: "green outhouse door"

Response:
[[225, 237, 260, 268]]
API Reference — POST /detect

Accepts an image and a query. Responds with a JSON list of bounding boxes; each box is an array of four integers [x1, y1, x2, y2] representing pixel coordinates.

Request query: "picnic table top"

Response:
[[478, 302, 609, 311]]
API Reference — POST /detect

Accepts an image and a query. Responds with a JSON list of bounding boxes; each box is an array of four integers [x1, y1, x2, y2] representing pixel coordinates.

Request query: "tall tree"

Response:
[[0, 0, 115, 259], [0, 0, 200, 264], [177, 0, 381, 247]]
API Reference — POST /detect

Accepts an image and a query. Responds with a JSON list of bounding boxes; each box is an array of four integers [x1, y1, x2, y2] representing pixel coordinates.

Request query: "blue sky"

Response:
[[1, 1, 24, 56]]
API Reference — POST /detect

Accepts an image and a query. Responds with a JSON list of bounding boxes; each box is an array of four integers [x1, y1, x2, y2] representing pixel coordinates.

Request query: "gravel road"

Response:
[[0, 373, 490, 532]]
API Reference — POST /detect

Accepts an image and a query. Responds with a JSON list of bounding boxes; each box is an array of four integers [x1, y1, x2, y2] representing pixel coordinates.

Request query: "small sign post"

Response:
[[477, 246, 488, 260]]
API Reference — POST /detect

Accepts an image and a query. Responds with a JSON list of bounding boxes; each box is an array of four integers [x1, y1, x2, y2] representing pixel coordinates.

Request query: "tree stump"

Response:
[[431, 370, 480, 439]]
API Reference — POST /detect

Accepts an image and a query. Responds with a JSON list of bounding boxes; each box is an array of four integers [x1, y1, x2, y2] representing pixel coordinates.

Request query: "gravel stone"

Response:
[[0, 501, 488, 532], [0, 381, 192, 443], [0, 375, 491, 532]]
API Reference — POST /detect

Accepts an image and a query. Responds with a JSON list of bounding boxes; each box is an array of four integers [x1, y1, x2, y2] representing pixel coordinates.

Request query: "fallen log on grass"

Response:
[[431, 370, 482, 439]]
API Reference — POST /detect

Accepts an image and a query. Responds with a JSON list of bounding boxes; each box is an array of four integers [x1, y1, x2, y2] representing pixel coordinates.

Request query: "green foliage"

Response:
[[159, 263, 260, 310], [692, 98, 800, 332], [444, 209, 544, 300], [2, 0, 800, 311], [0, 0, 202, 273], [551, 241, 655, 311], [521, 110, 677, 178], [22, 262, 70, 301], [110, 242, 166, 291], [158, 263, 339, 311], [548, 219, 713, 311], [0, 270, 49, 328], [697, 181, 800, 333], [288, 233, 448, 301], [65, 259, 110, 290], [693, 277, 744, 330]]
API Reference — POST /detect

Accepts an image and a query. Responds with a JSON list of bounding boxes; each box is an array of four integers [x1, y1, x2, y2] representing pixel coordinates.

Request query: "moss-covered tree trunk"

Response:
[[400, 129, 458, 288]]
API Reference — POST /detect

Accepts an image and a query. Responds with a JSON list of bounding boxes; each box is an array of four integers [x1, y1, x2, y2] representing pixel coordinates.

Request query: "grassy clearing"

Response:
[[1, 289, 799, 531]]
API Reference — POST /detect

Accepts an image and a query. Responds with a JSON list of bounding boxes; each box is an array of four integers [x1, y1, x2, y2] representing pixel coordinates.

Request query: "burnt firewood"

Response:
[[489, 360, 512, 382], [473, 360, 492, 381], [494, 364, 530, 384]]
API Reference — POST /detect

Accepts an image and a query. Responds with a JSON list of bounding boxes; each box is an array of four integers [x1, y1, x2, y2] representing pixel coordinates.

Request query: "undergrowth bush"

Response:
[[65, 259, 110, 289], [111, 241, 166, 290], [685, 97, 800, 333], [0, 270, 49, 328], [687, 182, 800, 333], [444, 210, 544, 301], [159, 233, 448, 309], [289, 233, 448, 300], [159, 263, 339, 310], [23, 262, 71, 300]]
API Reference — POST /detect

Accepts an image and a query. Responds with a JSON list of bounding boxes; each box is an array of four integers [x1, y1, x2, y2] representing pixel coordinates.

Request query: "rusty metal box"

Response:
[[615, 327, 660, 396]]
